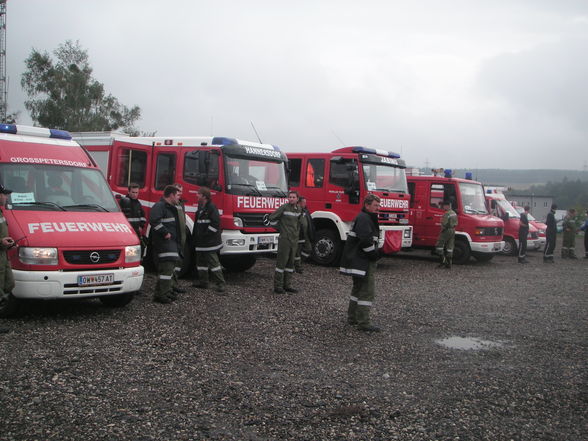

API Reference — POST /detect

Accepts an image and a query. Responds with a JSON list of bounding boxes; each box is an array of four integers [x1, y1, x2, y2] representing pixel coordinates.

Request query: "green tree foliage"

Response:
[[509, 178, 588, 211], [21, 40, 141, 132]]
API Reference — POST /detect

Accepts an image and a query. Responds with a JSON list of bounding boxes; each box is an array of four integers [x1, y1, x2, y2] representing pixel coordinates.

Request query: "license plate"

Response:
[[258, 236, 274, 244], [78, 273, 114, 286]]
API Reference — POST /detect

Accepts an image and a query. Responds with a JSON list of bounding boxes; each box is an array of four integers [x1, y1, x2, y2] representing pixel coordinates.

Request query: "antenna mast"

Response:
[[0, 0, 6, 122]]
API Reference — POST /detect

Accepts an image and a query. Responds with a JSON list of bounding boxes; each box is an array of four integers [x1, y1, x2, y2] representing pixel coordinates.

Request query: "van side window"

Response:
[[430, 183, 457, 209], [155, 153, 176, 190], [306, 159, 325, 187], [288, 158, 301, 187], [407, 182, 416, 207], [117, 149, 147, 188]]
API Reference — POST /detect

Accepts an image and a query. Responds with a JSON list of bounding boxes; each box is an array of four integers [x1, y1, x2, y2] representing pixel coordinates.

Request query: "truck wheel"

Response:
[[452, 239, 471, 264], [473, 252, 494, 262], [313, 229, 342, 266], [220, 254, 257, 272], [99, 293, 134, 307], [0, 293, 19, 318], [501, 237, 517, 256]]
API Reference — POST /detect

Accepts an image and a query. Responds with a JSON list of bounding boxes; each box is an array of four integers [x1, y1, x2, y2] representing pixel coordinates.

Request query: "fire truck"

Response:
[[0, 125, 143, 317], [287, 147, 413, 266], [72, 133, 289, 273], [407, 173, 504, 263]]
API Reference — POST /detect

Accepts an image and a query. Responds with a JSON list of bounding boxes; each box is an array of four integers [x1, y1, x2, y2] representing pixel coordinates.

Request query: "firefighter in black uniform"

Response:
[[192, 187, 226, 293], [119, 183, 146, 256], [294, 196, 314, 273], [340, 194, 381, 333], [543, 204, 557, 263], [149, 185, 183, 304], [171, 183, 187, 295], [518, 205, 530, 264]]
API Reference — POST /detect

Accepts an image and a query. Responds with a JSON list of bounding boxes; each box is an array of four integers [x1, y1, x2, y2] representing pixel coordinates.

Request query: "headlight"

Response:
[[125, 245, 141, 263], [226, 239, 246, 247], [19, 247, 58, 265], [233, 217, 243, 228]]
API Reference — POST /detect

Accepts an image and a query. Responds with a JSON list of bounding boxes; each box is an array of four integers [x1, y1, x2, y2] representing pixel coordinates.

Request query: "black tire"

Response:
[[501, 237, 517, 256], [452, 239, 471, 264], [473, 252, 495, 262], [0, 293, 19, 318], [220, 254, 257, 272], [99, 293, 134, 307], [312, 229, 343, 266]]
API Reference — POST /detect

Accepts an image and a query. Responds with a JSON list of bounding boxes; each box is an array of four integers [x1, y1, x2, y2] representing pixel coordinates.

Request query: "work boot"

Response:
[[274, 287, 285, 294], [153, 295, 173, 304], [215, 284, 226, 294], [445, 256, 453, 269], [295, 268, 303, 274], [285, 287, 298, 294], [167, 291, 178, 301], [518, 258, 529, 264], [173, 287, 187, 294], [357, 324, 381, 333], [192, 281, 209, 289]]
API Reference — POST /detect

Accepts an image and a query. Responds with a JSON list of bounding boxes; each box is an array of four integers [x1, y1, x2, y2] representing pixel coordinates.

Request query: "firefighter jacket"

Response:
[[339, 209, 380, 278], [150, 197, 183, 262], [441, 209, 458, 231], [545, 210, 557, 236], [194, 200, 222, 252], [298, 208, 315, 244], [119, 195, 146, 236], [269, 203, 301, 244], [519, 212, 529, 236]]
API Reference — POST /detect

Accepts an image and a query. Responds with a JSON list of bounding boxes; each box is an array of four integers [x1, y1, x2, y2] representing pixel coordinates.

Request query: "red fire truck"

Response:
[[407, 173, 504, 263], [287, 147, 413, 265], [0, 125, 143, 316], [73, 133, 289, 273]]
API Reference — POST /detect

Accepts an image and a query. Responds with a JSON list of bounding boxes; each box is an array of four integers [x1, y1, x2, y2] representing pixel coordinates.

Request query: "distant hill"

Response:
[[414, 168, 588, 190]]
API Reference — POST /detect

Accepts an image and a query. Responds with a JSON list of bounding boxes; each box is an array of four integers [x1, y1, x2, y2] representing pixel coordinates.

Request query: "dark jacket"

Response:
[[119, 195, 146, 236], [339, 209, 380, 278], [298, 208, 315, 244], [150, 197, 182, 262], [545, 210, 557, 236], [519, 212, 529, 237], [194, 200, 222, 252]]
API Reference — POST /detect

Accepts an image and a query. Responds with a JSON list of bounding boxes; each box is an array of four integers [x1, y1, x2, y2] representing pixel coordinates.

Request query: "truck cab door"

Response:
[[324, 156, 360, 222]]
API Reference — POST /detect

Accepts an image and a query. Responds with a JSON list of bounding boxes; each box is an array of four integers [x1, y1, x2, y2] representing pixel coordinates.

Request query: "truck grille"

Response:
[[63, 250, 121, 265], [480, 227, 503, 236], [378, 211, 407, 223], [234, 212, 272, 228]]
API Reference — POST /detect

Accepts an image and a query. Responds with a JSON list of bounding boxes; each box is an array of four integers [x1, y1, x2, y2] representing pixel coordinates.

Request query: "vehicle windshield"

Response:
[[1, 164, 120, 212], [224, 155, 288, 197], [459, 182, 488, 214], [362, 163, 408, 193], [514, 206, 537, 221], [496, 199, 520, 218]]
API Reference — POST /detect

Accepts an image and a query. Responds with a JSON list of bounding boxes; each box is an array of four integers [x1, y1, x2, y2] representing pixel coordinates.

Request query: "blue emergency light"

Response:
[[0, 124, 72, 140], [211, 136, 282, 152], [350, 146, 401, 159]]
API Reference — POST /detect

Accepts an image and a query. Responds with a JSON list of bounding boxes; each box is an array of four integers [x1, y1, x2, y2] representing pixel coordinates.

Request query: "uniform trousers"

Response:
[[274, 238, 297, 290], [347, 260, 376, 327], [154, 260, 179, 301], [196, 251, 225, 287]]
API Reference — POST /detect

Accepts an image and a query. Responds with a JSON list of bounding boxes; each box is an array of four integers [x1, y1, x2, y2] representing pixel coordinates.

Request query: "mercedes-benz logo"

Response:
[[262, 214, 271, 226], [89, 251, 101, 263]]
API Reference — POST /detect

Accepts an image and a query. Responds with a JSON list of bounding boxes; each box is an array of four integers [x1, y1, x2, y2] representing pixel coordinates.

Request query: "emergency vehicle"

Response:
[[72, 133, 289, 273], [287, 147, 412, 266], [485, 189, 541, 255], [407, 173, 504, 263], [0, 125, 143, 317]]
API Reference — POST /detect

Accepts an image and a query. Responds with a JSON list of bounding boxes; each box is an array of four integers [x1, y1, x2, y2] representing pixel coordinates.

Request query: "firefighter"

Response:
[[269, 190, 302, 294], [435, 200, 458, 268], [118, 183, 147, 256], [294, 196, 314, 274], [518, 205, 530, 264], [192, 187, 225, 293], [580, 209, 588, 258], [544, 204, 557, 263], [340, 194, 381, 333], [171, 183, 187, 295], [149, 185, 183, 304], [0, 184, 15, 328], [561, 208, 578, 259]]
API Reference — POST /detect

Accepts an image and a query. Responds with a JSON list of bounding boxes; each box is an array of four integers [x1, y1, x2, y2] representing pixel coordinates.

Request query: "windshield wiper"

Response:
[[14, 201, 66, 211], [230, 183, 262, 196], [63, 203, 109, 212]]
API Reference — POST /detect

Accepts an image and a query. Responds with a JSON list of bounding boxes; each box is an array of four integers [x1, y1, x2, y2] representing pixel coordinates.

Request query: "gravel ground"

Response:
[[0, 236, 586, 441]]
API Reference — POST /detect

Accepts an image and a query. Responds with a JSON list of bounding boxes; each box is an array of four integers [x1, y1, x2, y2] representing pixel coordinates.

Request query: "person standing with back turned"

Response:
[[340, 194, 381, 333], [518, 206, 530, 264], [435, 200, 458, 268], [544, 204, 557, 263], [561, 208, 578, 259]]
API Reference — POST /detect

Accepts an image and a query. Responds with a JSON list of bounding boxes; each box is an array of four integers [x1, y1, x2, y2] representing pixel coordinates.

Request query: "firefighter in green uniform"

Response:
[[435, 200, 458, 268], [561, 208, 578, 259], [340, 194, 381, 333], [269, 191, 302, 294], [0, 184, 16, 322], [294, 196, 314, 274], [150, 185, 183, 304], [192, 187, 226, 293], [171, 184, 187, 295]]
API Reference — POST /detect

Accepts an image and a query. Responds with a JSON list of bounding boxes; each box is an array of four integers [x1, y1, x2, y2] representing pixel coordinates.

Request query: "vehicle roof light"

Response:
[[350, 146, 401, 158], [0, 124, 72, 140], [212, 136, 282, 152]]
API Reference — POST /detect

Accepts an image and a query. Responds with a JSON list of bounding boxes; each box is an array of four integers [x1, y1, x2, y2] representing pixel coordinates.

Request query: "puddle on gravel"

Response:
[[436, 336, 504, 350]]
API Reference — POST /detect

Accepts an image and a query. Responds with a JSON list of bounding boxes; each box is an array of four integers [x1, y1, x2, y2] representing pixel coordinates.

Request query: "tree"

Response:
[[21, 40, 141, 132]]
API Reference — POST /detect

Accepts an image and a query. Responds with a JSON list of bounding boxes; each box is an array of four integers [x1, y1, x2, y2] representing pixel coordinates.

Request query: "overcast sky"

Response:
[[6, 0, 588, 170]]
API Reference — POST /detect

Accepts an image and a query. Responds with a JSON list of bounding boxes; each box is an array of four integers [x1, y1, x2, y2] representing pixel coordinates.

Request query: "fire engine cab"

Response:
[[0, 125, 143, 317], [407, 173, 504, 263], [287, 147, 412, 266], [72, 133, 289, 273]]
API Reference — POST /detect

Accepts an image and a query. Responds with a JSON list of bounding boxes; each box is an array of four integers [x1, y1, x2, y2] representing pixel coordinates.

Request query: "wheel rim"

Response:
[[315, 238, 334, 259]]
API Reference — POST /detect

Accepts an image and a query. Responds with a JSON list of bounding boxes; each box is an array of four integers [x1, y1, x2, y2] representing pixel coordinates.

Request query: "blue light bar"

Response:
[[211, 137, 238, 146], [0, 124, 72, 140], [351, 146, 401, 159]]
